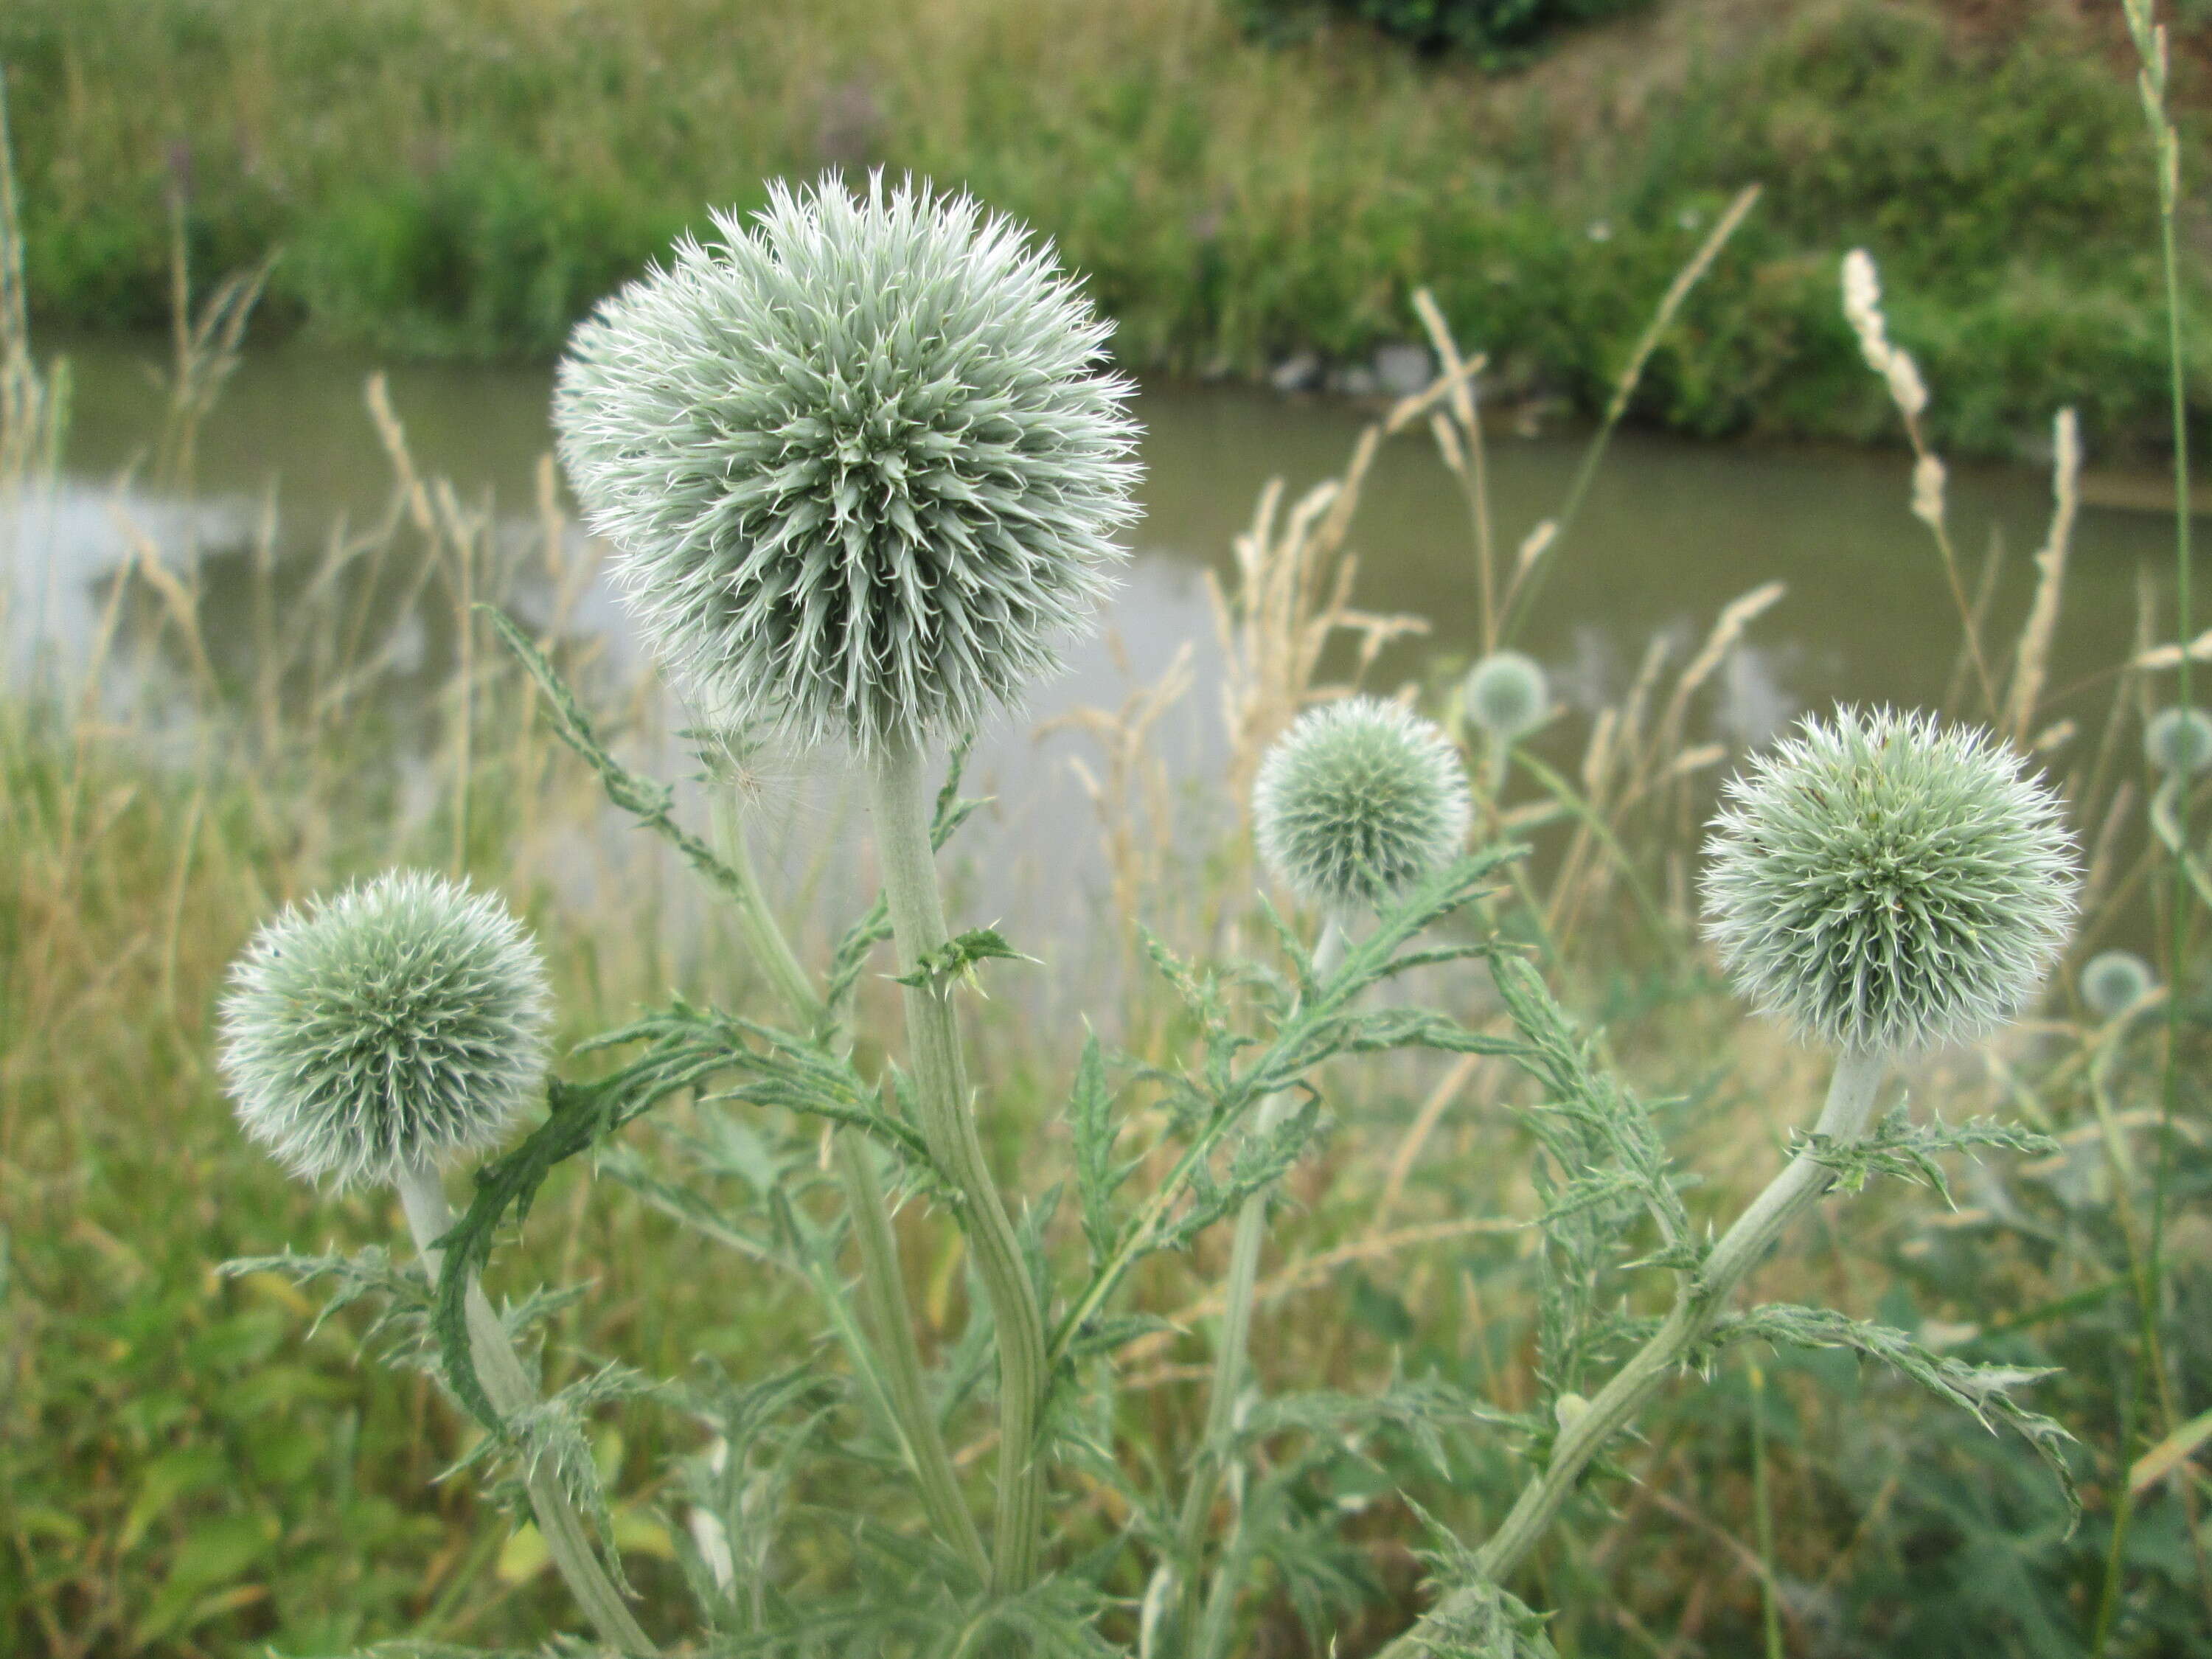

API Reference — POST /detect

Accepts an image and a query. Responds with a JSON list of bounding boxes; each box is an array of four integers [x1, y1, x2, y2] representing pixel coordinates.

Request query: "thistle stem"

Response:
[[709, 794, 988, 1582], [1171, 917, 1346, 1657], [1377, 1045, 1888, 1655], [394, 1159, 655, 1655], [866, 733, 1051, 1594]]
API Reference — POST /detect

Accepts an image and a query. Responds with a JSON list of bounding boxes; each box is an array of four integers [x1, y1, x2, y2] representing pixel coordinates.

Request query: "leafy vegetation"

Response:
[[1235, 0, 1652, 64], [3, 0, 2210, 456], [4, 11, 2211, 1654]]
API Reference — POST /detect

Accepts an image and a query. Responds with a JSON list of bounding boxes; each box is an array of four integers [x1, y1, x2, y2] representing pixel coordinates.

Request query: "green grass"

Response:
[[4, 0, 2211, 457]]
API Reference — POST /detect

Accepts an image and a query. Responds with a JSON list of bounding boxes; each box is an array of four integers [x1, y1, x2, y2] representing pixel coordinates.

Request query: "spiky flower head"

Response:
[[1255, 696, 1472, 913], [2080, 950, 2156, 1021], [2146, 705, 2212, 778], [218, 871, 552, 1189], [1700, 706, 2076, 1054], [554, 173, 1142, 753], [1464, 650, 1549, 742]]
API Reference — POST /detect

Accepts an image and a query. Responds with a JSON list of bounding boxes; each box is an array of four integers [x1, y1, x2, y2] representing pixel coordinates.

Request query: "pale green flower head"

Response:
[[1255, 696, 1472, 913], [2146, 705, 2212, 778], [1701, 707, 2076, 1055], [2080, 950, 2156, 1021], [1464, 650, 1548, 742], [218, 871, 552, 1189], [554, 173, 1142, 753]]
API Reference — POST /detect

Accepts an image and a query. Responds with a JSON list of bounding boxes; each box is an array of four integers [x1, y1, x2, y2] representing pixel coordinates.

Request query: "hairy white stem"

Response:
[[1376, 1045, 1889, 1655], [394, 1159, 655, 1655], [707, 793, 987, 1578], [867, 733, 1051, 1593], [1172, 916, 1348, 1656]]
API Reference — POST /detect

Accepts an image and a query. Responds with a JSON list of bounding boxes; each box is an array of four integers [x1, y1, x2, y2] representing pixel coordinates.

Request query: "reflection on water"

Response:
[[6, 333, 2188, 942]]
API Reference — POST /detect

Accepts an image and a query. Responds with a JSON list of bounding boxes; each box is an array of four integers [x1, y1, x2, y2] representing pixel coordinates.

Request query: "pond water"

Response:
[[5, 335, 2189, 948]]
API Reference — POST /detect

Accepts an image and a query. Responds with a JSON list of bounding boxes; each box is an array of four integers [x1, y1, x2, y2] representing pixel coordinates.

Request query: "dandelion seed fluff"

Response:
[[1464, 650, 1549, 742], [1700, 707, 2076, 1054], [554, 174, 1142, 751], [1255, 696, 1472, 912], [218, 871, 552, 1189]]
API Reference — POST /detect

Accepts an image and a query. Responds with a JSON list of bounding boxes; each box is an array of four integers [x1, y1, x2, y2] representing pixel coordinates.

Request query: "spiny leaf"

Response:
[[1712, 1304, 2079, 1520], [1795, 1101, 2058, 1203], [891, 926, 1035, 991], [1067, 1031, 1128, 1270]]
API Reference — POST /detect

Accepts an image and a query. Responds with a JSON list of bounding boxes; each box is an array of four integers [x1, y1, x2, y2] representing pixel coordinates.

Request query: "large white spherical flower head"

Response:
[[554, 174, 1143, 753], [218, 871, 552, 1189], [1700, 707, 2077, 1054], [1255, 696, 1473, 913]]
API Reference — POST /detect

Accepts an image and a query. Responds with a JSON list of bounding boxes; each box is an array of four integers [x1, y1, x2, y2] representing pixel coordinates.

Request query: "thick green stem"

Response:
[[1378, 1046, 1888, 1655], [1172, 918, 1346, 1656], [709, 796, 987, 1581], [394, 1160, 655, 1655], [866, 733, 1051, 1595], [834, 1128, 992, 1581]]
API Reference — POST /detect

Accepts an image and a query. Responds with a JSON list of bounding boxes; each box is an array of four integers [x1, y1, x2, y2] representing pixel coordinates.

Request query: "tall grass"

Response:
[[4, 108, 2211, 1659]]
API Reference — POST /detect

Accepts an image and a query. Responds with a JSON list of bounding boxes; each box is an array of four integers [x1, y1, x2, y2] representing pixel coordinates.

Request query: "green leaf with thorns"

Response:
[[891, 926, 1037, 991]]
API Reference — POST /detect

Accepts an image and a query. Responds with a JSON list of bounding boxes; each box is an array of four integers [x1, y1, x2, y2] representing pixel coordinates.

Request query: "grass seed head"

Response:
[[1255, 695, 1472, 913], [1700, 706, 2076, 1055], [218, 870, 552, 1189], [554, 173, 1142, 753], [1464, 650, 1549, 742], [2145, 705, 2212, 777], [2080, 949, 2156, 1021]]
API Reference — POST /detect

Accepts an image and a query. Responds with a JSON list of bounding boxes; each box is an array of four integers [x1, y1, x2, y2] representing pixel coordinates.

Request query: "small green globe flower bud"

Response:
[[2146, 706, 2212, 778], [1255, 696, 1472, 913], [1700, 707, 2076, 1055], [218, 871, 552, 1189], [2080, 950, 2156, 1021], [554, 173, 1142, 753], [1464, 650, 1549, 742]]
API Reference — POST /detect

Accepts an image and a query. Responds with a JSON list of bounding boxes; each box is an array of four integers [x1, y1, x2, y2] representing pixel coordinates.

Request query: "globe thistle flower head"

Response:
[[1700, 707, 2076, 1054], [2080, 950, 2156, 1021], [218, 871, 552, 1189], [1464, 650, 1548, 742], [2145, 706, 2212, 778], [554, 173, 1143, 754], [1254, 696, 1472, 913]]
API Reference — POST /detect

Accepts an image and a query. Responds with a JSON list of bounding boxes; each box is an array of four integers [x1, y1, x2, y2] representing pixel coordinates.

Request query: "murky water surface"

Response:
[[6, 336, 2185, 941]]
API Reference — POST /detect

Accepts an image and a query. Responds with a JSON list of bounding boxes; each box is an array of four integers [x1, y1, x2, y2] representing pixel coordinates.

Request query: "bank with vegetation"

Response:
[[5, 0, 2210, 453]]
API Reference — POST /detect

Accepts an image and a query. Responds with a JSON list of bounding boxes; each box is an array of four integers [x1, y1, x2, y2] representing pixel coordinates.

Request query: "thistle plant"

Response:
[[1461, 649, 1548, 823], [557, 170, 1143, 1600], [215, 184, 2103, 1659], [2081, 949, 2157, 1023], [218, 872, 652, 1653], [1254, 695, 1473, 915], [554, 173, 1141, 754], [1701, 706, 2076, 1057], [1158, 700, 1473, 1655], [1464, 650, 1548, 746], [1381, 706, 2079, 1655], [220, 870, 551, 1190], [2146, 703, 2212, 778], [2140, 707, 2212, 909]]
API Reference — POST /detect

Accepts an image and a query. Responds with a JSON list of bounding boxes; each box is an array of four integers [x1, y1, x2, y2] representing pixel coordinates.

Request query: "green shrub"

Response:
[[1238, 0, 1652, 63]]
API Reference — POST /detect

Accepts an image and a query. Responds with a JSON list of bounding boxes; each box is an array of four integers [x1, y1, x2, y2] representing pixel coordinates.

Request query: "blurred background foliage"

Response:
[[1, 0, 2209, 457]]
